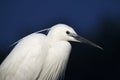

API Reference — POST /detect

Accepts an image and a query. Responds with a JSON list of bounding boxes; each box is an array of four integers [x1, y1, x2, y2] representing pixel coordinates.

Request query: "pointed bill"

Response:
[[69, 33, 103, 50]]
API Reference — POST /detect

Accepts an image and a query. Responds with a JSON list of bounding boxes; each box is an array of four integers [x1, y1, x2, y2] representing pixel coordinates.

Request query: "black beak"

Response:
[[73, 35, 103, 50]]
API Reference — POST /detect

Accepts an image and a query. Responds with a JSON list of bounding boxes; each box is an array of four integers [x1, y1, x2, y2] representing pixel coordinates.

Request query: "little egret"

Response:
[[0, 24, 102, 80]]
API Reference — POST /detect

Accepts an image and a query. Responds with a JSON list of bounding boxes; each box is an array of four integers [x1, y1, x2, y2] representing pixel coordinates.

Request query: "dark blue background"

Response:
[[0, 0, 120, 80]]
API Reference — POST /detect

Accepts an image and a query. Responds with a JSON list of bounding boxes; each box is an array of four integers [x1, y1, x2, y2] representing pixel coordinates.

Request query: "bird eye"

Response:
[[66, 31, 70, 34]]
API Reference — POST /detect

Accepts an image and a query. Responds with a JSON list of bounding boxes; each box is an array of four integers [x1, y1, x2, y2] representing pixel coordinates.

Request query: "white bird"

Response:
[[0, 24, 102, 80]]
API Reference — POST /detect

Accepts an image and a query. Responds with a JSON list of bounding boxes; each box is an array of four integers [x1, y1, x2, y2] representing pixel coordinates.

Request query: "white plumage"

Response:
[[0, 24, 102, 80]]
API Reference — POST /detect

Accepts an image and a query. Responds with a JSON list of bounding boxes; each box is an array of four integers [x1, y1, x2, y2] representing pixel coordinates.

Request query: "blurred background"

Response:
[[0, 0, 120, 80]]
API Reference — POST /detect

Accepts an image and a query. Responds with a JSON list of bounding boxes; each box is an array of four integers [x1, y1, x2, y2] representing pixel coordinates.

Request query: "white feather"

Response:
[[0, 33, 47, 80], [0, 24, 76, 80], [38, 41, 71, 80]]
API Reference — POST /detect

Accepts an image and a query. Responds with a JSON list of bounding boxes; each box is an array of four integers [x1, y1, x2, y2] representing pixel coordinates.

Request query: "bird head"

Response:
[[47, 24, 103, 50]]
